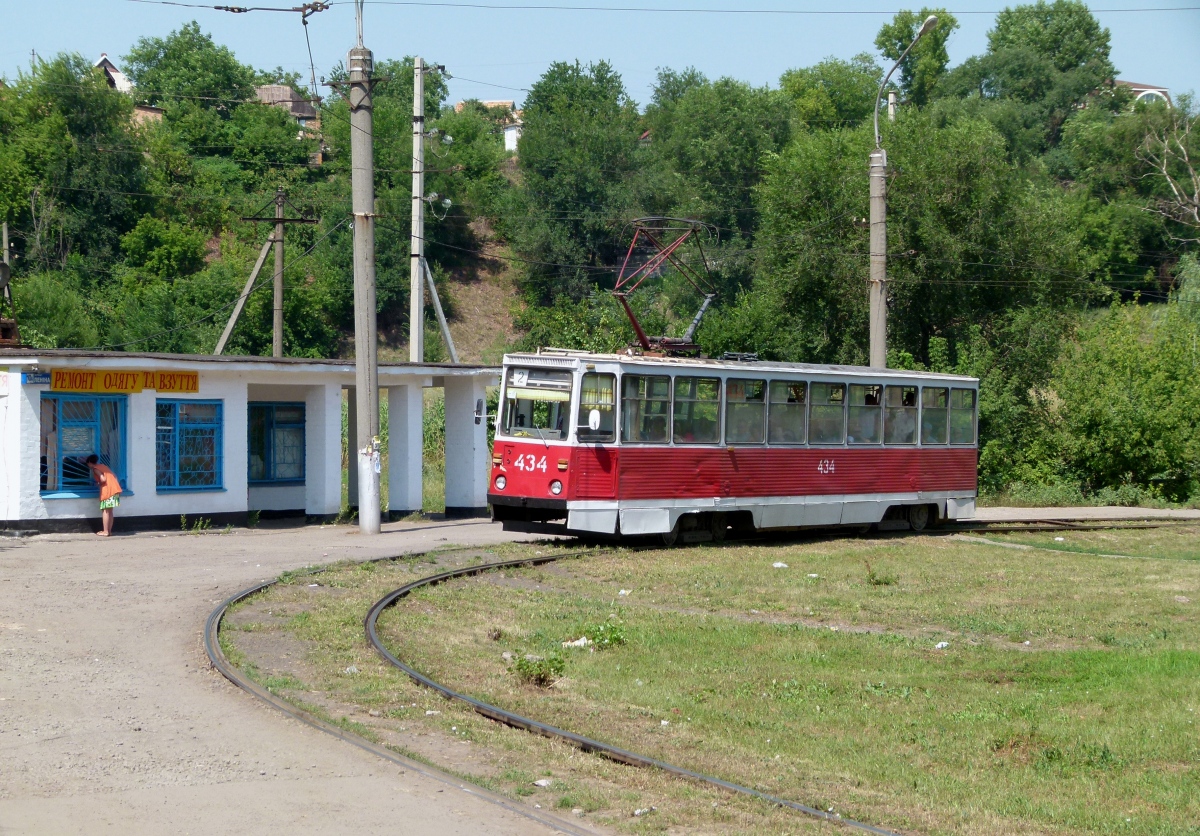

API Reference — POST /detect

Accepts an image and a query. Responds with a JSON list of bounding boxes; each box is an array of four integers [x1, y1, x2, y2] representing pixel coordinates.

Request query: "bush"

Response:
[[510, 653, 565, 687]]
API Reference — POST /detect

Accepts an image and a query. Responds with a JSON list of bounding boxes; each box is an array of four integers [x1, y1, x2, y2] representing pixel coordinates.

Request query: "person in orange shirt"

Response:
[[86, 454, 123, 536]]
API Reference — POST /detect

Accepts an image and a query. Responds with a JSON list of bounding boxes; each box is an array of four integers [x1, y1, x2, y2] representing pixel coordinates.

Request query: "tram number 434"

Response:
[[513, 454, 548, 473], [817, 458, 836, 475]]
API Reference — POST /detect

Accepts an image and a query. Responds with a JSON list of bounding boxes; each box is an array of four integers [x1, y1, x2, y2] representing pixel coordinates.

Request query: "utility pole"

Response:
[[236, 190, 316, 357], [868, 148, 887, 368], [273, 190, 285, 357], [410, 56, 426, 364], [870, 14, 938, 369], [349, 7, 381, 534]]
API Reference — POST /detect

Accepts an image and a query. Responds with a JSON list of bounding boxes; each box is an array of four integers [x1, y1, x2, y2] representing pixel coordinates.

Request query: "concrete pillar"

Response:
[[345, 387, 357, 509], [387, 384, 423, 519], [443, 375, 489, 517], [305, 383, 343, 518]]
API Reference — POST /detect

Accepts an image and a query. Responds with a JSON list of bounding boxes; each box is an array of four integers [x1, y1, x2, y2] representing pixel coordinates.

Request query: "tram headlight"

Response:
[[494, 475, 507, 491], [549, 480, 563, 496]]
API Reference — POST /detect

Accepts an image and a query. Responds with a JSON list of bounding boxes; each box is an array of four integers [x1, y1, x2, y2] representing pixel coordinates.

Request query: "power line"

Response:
[[346, 0, 1200, 14]]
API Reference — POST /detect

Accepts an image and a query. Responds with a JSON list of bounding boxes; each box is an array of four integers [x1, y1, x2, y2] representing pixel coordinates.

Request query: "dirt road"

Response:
[[0, 520, 587, 836]]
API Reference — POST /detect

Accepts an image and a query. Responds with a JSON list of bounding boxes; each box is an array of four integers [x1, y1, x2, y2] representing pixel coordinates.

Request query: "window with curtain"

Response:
[[40, 395, 127, 494]]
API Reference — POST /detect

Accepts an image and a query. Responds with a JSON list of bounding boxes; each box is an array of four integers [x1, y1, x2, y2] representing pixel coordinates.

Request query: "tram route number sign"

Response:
[[817, 458, 836, 474], [512, 453, 548, 473], [47, 369, 200, 394]]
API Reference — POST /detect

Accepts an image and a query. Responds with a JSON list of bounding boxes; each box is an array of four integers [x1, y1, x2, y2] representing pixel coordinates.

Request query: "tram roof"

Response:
[[503, 350, 978, 384]]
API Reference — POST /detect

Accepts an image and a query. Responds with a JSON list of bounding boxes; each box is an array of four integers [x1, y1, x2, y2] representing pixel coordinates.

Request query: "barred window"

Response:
[[672, 376, 720, 444], [768, 381, 806, 444], [157, 400, 223, 490], [249, 403, 306, 483], [40, 395, 127, 494]]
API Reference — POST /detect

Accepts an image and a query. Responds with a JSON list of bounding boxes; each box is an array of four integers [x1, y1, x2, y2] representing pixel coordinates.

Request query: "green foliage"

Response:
[[13, 272, 101, 348], [121, 216, 207, 279], [874, 8, 960, 107], [780, 54, 881, 129], [988, 0, 1113, 74], [124, 21, 256, 109], [582, 620, 627, 648], [510, 652, 565, 687], [506, 60, 641, 304], [1051, 301, 1200, 500]]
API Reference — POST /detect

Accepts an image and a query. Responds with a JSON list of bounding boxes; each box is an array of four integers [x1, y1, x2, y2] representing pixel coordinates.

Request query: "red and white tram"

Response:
[[488, 350, 979, 542]]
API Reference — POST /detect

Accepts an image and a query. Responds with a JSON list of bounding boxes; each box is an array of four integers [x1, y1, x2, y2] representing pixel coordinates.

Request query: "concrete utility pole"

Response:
[[273, 190, 285, 357], [349, 8, 381, 534], [870, 14, 938, 369], [410, 56, 426, 364]]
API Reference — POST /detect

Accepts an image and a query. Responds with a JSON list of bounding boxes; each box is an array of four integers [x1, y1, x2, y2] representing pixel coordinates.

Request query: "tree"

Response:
[[124, 22, 256, 110], [780, 54, 881, 129], [874, 8, 959, 107], [988, 0, 1112, 74], [506, 60, 642, 304], [1138, 96, 1200, 241]]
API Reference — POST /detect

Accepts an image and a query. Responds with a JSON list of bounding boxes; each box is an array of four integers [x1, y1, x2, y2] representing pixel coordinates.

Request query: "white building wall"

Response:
[[443, 376, 489, 514], [306, 383, 342, 516], [387, 384, 424, 515]]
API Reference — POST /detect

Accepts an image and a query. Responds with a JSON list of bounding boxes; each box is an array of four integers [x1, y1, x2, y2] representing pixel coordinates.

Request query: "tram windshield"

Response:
[[501, 367, 573, 440]]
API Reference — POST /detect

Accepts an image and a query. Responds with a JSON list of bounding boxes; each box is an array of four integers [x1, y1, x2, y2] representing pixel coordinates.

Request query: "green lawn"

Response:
[[226, 531, 1200, 834]]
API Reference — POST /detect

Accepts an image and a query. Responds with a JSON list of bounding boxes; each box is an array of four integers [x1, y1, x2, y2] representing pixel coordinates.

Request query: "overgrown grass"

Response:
[[224, 533, 1200, 834]]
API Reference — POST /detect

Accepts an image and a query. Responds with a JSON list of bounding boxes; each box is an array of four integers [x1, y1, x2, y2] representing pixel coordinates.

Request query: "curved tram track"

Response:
[[206, 518, 1194, 836]]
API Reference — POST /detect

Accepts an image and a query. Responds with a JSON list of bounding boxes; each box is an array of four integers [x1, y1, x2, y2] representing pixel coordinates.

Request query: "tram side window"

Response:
[[576, 373, 616, 443], [883, 386, 918, 444], [621, 375, 671, 443], [673, 376, 720, 443], [847, 384, 882, 444], [809, 382, 846, 444], [949, 388, 977, 444], [502, 368, 573, 439], [725, 379, 766, 444], [921, 387, 949, 444], [768, 381, 806, 444]]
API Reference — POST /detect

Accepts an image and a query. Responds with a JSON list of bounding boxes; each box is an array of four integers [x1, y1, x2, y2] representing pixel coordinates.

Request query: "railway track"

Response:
[[207, 517, 1194, 835]]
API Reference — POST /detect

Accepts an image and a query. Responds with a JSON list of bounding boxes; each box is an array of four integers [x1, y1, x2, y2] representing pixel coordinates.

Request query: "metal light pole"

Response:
[[869, 14, 938, 369], [349, 0, 381, 534]]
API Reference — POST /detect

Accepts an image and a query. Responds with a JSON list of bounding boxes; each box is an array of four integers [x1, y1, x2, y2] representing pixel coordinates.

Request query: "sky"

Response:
[[2, 1, 1197, 109]]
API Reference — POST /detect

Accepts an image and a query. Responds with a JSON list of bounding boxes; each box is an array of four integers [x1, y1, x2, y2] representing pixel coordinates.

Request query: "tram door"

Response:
[[574, 372, 617, 499]]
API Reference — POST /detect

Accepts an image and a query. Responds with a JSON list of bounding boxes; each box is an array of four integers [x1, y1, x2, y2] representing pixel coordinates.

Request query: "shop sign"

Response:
[[49, 369, 200, 394], [0, 372, 7, 396]]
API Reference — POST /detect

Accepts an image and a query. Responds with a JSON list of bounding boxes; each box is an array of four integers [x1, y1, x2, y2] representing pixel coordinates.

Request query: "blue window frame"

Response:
[[248, 402, 306, 484], [40, 394, 128, 495], [156, 400, 223, 491]]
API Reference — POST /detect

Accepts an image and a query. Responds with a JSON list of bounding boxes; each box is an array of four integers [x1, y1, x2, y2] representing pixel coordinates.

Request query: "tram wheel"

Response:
[[710, 513, 727, 543], [661, 523, 679, 547], [907, 504, 931, 532]]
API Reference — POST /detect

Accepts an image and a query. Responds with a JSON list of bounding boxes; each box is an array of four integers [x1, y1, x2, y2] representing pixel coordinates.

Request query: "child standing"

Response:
[[86, 454, 123, 536]]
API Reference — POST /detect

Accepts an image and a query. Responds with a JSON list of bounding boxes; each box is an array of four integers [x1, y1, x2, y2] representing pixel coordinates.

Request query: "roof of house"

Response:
[[94, 54, 133, 95]]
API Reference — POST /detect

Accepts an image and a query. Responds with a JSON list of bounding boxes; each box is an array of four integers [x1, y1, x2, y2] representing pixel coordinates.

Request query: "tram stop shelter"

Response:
[[0, 349, 498, 532]]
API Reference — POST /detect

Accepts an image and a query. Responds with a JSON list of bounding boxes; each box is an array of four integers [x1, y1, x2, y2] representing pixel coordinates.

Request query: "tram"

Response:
[[488, 349, 979, 543]]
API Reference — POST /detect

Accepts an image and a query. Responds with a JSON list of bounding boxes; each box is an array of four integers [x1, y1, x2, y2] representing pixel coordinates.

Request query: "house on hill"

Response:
[[94, 53, 163, 124], [1116, 80, 1171, 107]]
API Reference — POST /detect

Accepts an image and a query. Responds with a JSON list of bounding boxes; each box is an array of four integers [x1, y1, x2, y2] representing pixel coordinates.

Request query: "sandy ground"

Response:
[[3, 507, 1197, 835], [0, 519, 587, 836]]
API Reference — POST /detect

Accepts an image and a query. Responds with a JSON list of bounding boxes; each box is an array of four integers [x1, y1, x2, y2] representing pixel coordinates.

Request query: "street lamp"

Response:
[[868, 13, 937, 368]]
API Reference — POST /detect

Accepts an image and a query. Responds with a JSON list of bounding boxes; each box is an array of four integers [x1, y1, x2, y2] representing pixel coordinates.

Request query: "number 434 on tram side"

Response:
[[489, 349, 979, 545]]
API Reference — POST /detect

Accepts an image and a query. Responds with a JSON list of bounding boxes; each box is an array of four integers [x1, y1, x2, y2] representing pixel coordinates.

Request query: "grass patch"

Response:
[[223, 533, 1200, 834]]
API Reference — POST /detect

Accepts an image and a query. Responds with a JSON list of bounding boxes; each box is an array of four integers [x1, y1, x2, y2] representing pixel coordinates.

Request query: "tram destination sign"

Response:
[[48, 369, 200, 394]]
